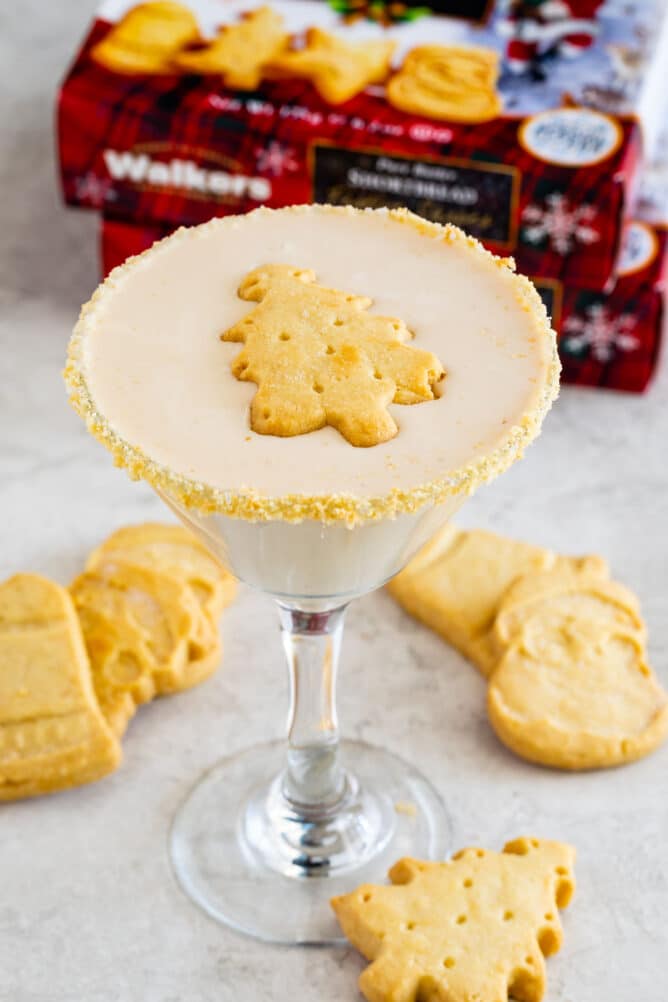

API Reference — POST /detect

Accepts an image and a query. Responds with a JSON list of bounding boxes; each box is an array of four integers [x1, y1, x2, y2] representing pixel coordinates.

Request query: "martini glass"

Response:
[[65, 207, 559, 945], [163, 492, 465, 944]]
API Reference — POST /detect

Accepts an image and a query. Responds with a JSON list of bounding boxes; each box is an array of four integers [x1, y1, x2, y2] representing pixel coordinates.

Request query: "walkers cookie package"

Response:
[[59, 0, 668, 293]]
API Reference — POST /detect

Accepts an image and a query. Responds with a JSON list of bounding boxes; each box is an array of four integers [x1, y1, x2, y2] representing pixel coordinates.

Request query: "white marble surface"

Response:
[[1, 4, 668, 999]]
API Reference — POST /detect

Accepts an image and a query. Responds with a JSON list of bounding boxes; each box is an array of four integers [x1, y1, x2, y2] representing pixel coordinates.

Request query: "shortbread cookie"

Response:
[[267, 29, 395, 104], [74, 570, 154, 710], [488, 627, 668, 770], [387, 526, 606, 676], [71, 562, 218, 737], [221, 264, 444, 446], [174, 6, 287, 90], [0, 574, 120, 800], [332, 837, 575, 1002], [86, 522, 236, 623], [493, 565, 644, 655], [91, 1, 200, 75], [387, 44, 502, 123]]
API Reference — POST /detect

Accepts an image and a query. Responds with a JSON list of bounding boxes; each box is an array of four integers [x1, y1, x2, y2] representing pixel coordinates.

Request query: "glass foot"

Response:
[[169, 739, 450, 944]]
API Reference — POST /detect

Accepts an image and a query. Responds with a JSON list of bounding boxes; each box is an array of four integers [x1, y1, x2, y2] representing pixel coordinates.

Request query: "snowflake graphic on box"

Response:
[[74, 171, 116, 207], [255, 141, 299, 177], [562, 302, 639, 363], [522, 191, 600, 255]]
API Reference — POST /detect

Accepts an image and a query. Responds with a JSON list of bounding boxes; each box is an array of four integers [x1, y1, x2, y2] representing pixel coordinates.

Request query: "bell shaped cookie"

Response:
[[0, 574, 120, 800]]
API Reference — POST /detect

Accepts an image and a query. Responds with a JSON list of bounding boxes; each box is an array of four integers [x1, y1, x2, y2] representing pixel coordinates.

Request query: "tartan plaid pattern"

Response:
[[100, 216, 666, 394], [557, 288, 663, 394], [516, 169, 634, 289], [538, 226, 667, 393], [59, 16, 642, 289]]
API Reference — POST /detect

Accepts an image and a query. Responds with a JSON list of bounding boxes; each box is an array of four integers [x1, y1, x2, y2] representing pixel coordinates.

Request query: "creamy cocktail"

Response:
[[66, 205, 558, 942]]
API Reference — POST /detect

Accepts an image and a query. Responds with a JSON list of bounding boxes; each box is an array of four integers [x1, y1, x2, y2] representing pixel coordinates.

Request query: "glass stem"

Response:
[[278, 603, 347, 813]]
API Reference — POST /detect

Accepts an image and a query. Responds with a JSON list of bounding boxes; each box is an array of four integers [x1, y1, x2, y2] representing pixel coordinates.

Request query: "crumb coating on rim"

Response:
[[65, 205, 560, 526]]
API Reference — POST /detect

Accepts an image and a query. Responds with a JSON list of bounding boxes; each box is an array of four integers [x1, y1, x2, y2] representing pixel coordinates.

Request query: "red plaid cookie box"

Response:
[[553, 134, 668, 393], [536, 224, 667, 393], [59, 0, 668, 290]]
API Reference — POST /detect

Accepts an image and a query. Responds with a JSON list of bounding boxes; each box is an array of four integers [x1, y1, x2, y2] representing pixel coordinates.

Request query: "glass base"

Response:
[[169, 739, 450, 944]]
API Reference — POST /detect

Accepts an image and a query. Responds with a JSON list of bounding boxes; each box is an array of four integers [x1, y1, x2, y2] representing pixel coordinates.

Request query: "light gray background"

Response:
[[1, 3, 666, 999]]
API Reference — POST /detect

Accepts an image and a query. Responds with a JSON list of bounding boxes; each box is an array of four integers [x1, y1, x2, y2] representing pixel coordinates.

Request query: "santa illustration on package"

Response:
[[498, 0, 604, 76]]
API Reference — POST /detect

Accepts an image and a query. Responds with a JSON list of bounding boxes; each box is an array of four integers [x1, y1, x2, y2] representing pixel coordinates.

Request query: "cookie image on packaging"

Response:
[[332, 837, 575, 1002], [91, 1, 200, 75], [221, 263, 444, 446], [387, 44, 502, 123], [174, 6, 288, 90], [267, 28, 396, 104], [0, 574, 120, 801]]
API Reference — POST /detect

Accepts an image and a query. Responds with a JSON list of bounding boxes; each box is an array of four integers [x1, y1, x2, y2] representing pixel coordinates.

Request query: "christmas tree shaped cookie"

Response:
[[174, 6, 288, 90], [221, 264, 444, 446], [332, 837, 575, 1002]]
